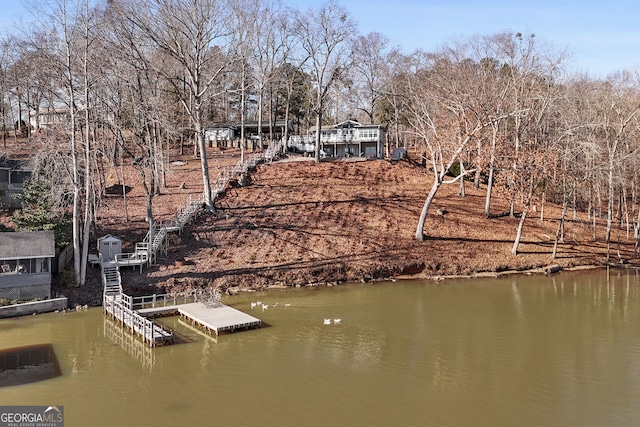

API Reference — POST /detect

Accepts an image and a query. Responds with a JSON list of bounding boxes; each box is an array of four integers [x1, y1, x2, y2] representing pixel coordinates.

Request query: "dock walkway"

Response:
[[103, 296, 173, 347]]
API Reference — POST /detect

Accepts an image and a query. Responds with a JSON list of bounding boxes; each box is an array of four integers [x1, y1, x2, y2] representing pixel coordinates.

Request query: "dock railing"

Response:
[[122, 290, 201, 311], [114, 251, 148, 273], [103, 295, 173, 347]]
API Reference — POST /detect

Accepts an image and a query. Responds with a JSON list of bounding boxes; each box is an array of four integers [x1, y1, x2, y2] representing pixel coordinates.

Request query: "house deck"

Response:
[[178, 303, 262, 336]]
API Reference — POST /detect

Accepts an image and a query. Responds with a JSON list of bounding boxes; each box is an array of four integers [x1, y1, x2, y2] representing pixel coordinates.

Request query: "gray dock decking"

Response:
[[178, 303, 262, 336]]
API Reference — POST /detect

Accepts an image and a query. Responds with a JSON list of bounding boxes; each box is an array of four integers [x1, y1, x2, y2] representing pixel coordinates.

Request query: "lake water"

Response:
[[1, 269, 640, 426]]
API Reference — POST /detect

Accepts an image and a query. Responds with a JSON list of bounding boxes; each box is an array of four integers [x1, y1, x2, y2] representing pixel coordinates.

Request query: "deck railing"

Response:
[[123, 290, 200, 311]]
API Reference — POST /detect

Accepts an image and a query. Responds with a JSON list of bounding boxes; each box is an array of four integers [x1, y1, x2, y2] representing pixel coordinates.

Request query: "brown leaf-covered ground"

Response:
[[2, 140, 633, 306]]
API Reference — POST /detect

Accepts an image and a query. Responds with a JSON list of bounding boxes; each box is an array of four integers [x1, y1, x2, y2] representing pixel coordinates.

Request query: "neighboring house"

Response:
[[0, 231, 55, 301], [288, 120, 386, 158], [204, 120, 291, 147], [0, 156, 32, 208], [29, 107, 70, 130], [29, 105, 112, 132]]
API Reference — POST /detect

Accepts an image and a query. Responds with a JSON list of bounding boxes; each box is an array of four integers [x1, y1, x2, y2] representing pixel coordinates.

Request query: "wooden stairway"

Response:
[[102, 264, 122, 296]]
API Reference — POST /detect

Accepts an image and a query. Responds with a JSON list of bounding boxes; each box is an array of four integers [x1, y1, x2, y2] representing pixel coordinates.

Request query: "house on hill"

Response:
[[0, 231, 55, 301], [204, 120, 292, 147], [288, 120, 386, 158], [0, 156, 32, 208], [29, 107, 70, 130]]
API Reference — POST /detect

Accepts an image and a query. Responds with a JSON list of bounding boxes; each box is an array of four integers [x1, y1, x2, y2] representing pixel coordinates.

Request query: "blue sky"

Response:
[[297, 0, 640, 78], [2, 0, 639, 77]]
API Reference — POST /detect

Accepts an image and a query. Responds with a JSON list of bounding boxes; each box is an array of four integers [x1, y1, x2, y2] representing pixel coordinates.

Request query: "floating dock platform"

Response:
[[178, 303, 262, 336]]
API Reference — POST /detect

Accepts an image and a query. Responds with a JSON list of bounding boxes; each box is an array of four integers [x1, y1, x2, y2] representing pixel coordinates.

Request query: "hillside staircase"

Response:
[[101, 263, 122, 297], [136, 138, 286, 267], [100, 139, 286, 347]]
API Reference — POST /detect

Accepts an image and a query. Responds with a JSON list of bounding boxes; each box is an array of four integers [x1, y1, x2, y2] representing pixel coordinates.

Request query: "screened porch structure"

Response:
[[0, 231, 55, 300]]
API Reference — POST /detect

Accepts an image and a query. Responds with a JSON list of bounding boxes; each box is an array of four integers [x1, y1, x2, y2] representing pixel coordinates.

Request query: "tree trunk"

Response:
[[606, 164, 614, 242], [552, 201, 567, 259], [484, 117, 498, 208], [484, 163, 494, 217], [314, 108, 322, 162], [512, 182, 535, 255], [257, 83, 264, 151], [195, 117, 212, 210], [415, 177, 442, 241], [119, 140, 128, 223], [283, 94, 291, 155], [511, 203, 530, 255], [458, 160, 466, 197], [79, 42, 92, 286]]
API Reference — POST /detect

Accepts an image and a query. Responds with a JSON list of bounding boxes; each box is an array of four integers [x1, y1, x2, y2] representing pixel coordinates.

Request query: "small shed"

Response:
[[391, 147, 408, 160], [97, 234, 122, 262]]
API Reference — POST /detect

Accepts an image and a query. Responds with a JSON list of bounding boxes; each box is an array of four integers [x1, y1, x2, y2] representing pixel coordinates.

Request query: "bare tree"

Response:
[[295, 0, 355, 162], [107, 0, 180, 240], [28, 0, 99, 284], [404, 38, 528, 242], [378, 48, 411, 154], [0, 34, 12, 147], [121, 0, 233, 211], [273, 59, 309, 151], [349, 31, 389, 124], [245, 0, 290, 148], [405, 50, 489, 241]]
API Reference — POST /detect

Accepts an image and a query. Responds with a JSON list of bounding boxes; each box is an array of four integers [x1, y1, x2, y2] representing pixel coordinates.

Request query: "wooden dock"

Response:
[[178, 303, 262, 336], [102, 289, 261, 346], [103, 296, 173, 347]]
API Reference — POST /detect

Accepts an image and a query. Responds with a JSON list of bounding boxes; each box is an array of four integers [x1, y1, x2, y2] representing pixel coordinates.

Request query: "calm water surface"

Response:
[[1, 269, 640, 426]]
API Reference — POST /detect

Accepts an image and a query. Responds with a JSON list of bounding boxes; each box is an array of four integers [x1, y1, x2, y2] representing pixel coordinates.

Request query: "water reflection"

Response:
[[2, 271, 640, 426], [0, 343, 61, 387], [103, 317, 156, 371]]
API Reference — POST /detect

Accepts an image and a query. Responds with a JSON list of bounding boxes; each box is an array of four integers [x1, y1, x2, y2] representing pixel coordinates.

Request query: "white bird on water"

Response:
[[323, 319, 332, 325], [333, 319, 341, 324], [250, 302, 257, 309], [262, 304, 269, 310]]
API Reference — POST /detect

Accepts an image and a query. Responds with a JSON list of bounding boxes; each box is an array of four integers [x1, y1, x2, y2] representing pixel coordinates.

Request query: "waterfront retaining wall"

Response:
[[0, 297, 68, 318]]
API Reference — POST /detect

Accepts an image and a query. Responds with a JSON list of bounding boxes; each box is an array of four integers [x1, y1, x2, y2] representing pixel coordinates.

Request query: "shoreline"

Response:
[[206, 263, 613, 297], [56, 154, 640, 307], [58, 239, 630, 308]]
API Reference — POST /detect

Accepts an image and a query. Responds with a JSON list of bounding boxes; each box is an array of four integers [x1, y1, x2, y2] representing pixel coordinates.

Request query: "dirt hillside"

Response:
[[75, 148, 633, 306], [0, 141, 627, 306]]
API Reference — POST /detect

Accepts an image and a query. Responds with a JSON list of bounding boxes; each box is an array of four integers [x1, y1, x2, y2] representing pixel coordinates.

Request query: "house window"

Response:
[[358, 129, 378, 140], [1, 260, 17, 273]]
